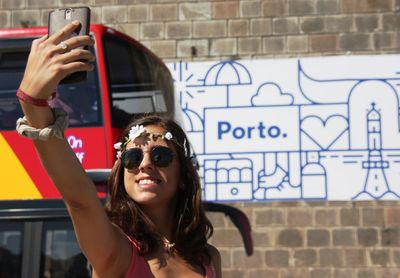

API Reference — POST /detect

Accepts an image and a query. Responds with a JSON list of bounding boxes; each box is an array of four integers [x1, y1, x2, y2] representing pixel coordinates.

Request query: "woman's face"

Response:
[[123, 124, 180, 207]]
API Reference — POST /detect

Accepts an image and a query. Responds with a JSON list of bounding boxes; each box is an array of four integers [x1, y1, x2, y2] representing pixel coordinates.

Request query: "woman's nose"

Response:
[[139, 152, 154, 169]]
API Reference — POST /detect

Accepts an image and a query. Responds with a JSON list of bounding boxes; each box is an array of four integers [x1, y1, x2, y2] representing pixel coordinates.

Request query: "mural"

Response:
[[167, 55, 400, 201]]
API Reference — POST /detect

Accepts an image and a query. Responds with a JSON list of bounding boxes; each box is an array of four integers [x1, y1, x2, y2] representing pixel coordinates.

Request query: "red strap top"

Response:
[[124, 237, 216, 278]]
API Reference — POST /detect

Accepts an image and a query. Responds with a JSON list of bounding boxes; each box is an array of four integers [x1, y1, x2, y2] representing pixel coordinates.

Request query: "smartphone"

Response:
[[48, 7, 91, 84]]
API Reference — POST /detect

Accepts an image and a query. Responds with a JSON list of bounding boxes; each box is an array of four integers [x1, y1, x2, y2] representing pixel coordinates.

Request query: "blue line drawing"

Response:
[[167, 55, 400, 201], [352, 103, 400, 200], [251, 82, 294, 106], [301, 115, 348, 150], [201, 61, 252, 107]]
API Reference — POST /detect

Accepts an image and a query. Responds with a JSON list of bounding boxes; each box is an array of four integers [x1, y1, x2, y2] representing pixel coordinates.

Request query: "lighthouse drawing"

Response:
[[353, 103, 399, 200]]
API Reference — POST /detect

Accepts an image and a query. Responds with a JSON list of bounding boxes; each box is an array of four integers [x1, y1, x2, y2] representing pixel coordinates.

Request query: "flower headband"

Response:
[[114, 125, 188, 158]]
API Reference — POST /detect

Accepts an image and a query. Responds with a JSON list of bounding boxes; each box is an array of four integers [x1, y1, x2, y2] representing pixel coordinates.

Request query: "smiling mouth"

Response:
[[138, 179, 161, 185]]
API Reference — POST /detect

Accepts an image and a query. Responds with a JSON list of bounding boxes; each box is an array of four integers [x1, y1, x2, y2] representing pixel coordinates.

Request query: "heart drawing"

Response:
[[301, 115, 348, 150]]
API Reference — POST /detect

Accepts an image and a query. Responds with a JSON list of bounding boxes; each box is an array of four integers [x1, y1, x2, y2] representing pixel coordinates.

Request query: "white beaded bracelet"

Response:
[[16, 107, 69, 140]]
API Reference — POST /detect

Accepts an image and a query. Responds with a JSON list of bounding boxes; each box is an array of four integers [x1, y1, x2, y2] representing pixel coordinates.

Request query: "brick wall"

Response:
[[1, 0, 399, 277]]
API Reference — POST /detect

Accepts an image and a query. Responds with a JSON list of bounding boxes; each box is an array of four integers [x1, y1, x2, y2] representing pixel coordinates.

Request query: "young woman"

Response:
[[16, 21, 221, 277]]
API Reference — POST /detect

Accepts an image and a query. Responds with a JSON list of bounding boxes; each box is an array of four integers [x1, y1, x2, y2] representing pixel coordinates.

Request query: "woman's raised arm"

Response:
[[18, 21, 131, 276]]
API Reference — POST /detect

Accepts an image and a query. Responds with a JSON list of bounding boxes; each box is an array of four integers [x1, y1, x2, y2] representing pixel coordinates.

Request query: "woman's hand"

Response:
[[19, 20, 95, 99]]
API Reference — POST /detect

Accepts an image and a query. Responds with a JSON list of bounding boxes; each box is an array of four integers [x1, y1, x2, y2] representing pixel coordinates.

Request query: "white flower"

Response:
[[128, 125, 146, 141], [116, 150, 122, 159], [113, 142, 122, 150], [164, 132, 173, 140]]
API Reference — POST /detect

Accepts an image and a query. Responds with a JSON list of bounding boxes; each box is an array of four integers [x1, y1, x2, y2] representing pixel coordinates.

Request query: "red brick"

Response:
[[102, 6, 127, 24], [0, 11, 11, 28], [210, 228, 243, 247], [251, 18, 272, 36], [211, 38, 237, 56], [265, 249, 289, 267], [248, 269, 279, 278], [293, 249, 317, 266], [307, 229, 330, 246], [344, 249, 366, 267], [287, 208, 312, 226], [278, 229, 304, 247], [369, 249, 390, 266], [2, 0, 24, 8], [333, 229, 355, 246], [310, 34, 338, 52], [213, 1, 239, 19], [141, 22, 163, 39], [340, 208, 360, 226], [233, 249, 263, 268], [179, 3, 211, 20], [228, 19, 249, 37], [315, 208, 338, 225], [240, 1, 261, 17], [362, 208, 384, 226], [145, 40, 175, 58], [288, 0, 315, 15], [262, 0, 287, 17], [128, 5, 148, 22], [255, 209, 285, 226], [387, 207, 400, 226], [238, 37, 261, 54], [193, 21, 226, 38], [151, 4, 177, 21], [341, 0, 392, 13], [288, 35, 308, 53], [320, 248, 344, 267], [263, 36, 286, 53], [222, 270, 246, 278], [166, 22, 191, 39], [11, 9, 39, 27], [273, 17, 299, 35]]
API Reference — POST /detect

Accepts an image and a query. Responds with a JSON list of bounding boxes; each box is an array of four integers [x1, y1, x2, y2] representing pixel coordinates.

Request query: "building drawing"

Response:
[[168, 55, 400, 202]]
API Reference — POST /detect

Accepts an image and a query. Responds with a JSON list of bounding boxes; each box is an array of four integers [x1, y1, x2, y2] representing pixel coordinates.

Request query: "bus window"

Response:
[[50, 67, 102, 127], [0, 49, 27, 130], [0, 222, 23, 278], [103, 35, 170, 128], [0, 39, 101, 130], [40, 221, 90, 278]]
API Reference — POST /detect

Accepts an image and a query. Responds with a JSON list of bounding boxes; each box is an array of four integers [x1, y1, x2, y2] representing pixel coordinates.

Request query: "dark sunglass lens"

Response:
[[151, 147, 173, 167], [122, 149, 143, 169]]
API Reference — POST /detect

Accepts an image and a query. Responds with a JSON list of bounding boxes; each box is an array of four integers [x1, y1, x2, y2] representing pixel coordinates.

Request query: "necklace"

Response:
[[163, 238, 175, 253]]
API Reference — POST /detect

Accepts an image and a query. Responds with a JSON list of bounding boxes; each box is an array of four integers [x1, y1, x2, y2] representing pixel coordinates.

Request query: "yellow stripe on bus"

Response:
[[0, 134, 42, 200]]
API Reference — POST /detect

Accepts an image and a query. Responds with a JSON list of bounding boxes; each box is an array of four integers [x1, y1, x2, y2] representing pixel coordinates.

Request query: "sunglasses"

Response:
[[121, 146, 174, 169]]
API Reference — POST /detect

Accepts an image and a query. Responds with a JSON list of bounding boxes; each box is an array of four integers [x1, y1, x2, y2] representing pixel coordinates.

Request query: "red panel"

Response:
[[2, 127, 108, 199], [2, 131, 59, 198]]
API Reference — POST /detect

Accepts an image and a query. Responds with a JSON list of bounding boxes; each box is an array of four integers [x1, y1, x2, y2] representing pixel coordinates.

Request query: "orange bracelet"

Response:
[[16, 88, 56, 107]]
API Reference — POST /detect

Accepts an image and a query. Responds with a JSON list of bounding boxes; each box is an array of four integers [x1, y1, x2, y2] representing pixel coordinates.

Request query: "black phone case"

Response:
[[48, 7, 91, 84]]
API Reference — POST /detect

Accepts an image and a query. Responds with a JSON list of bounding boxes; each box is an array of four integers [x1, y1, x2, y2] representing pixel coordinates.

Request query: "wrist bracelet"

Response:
[[16, 88, 56, 107], [16, 107, 69, 141]]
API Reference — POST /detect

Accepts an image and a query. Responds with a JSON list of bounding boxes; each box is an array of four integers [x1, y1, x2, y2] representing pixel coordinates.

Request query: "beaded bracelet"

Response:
[[16, 107, 69, 141], [16, 88, 56, 107]]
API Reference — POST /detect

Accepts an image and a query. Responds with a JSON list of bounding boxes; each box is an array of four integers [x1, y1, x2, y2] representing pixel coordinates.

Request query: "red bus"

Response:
[[0, 24, 252, 277], [0, 24, 176, 200]]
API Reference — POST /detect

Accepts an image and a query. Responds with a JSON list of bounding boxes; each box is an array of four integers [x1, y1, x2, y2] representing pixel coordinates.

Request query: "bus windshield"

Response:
[[103, 35, 173, 128], [0, 38, 101, 130]]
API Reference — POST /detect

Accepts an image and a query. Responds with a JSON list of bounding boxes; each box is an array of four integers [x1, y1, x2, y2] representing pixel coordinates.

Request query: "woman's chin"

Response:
[[131, 192, 160, 205]]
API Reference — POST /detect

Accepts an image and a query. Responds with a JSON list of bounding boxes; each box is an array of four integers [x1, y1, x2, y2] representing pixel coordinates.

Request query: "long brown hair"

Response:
[[105, 115, 213, 265]]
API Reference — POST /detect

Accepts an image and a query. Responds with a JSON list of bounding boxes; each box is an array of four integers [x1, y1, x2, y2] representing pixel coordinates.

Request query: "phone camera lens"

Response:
[[65, 8, 72, 20]]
